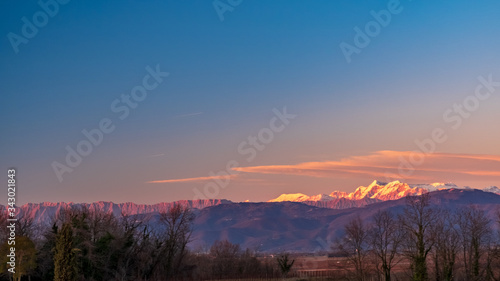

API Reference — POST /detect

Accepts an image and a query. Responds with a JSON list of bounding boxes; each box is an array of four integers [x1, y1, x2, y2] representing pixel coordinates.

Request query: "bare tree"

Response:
[[369, 209, 403, 281], [16, 212, 36, 241], [336, 216, 370, 281], [400, 193, 438, 281], [114, 212, 151, 280], [149, 204, 195, 280], [485, 210, 500, 281], [430, 209, 460, 281], [210, 239, 241, 279], [276, 253, 295, 278], [457, 206, 491, 281]]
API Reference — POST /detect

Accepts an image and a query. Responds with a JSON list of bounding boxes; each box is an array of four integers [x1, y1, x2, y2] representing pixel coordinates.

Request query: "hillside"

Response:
[[3, 187, 500, 252], [191, 189, 500, 252]]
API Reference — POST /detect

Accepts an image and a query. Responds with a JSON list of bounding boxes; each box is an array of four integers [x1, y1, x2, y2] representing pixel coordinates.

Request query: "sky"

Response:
[[1, 0, 500, 205]]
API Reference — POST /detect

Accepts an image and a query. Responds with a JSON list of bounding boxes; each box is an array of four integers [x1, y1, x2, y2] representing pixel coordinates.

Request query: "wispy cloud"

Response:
[[173, 112, 204, 119], [148, 153, 165, 158], [232, 151, 500, 183], [147, 174, 236, 184]]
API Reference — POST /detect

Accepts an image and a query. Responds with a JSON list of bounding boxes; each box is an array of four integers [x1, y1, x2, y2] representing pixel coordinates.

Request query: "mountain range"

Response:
[[269, 180, 500, 202], [3, 181, 500, 252], [7, 199, 231, 225], [191, 189, 500, 252]]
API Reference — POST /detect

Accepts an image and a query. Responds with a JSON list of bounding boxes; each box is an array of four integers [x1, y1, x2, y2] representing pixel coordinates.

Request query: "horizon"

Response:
[[2, 1, 500, 205]]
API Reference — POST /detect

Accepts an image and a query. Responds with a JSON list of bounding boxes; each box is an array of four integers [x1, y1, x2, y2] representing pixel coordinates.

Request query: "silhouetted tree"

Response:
[[336, 216, 370, 281], [369, 210, 403, 281], [457, 206, 491, 281], [400, 193, 437, 281], [485, 210, 500, 280], [210, 239, 241, 278], [430, 209, 460, 281], [143, 204, 194, 280], [36, 223, 58, 281], [54, 223, 77, 281], [276, 253, 295, 278]]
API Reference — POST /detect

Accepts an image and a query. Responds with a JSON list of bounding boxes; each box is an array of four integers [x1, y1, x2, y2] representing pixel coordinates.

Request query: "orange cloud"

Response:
[[232, 151, 500, 183], [147, 174, 237, 184]]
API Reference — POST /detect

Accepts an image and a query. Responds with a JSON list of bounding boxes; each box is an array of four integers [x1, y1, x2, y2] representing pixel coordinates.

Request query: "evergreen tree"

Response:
[[54, 223, 77, 281]]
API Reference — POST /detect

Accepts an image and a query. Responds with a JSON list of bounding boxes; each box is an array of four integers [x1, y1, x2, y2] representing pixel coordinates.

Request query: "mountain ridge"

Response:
[[269, 180, 500, 202], [4, 181, 499, 228], [192, 189, 500, 252], [3, 188, 500, 252], [2, 199, 231, 225]]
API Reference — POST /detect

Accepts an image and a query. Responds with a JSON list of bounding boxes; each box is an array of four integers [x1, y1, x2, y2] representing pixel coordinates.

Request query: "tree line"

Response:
[[333, 193, 500, 281], [0, 204, 291, 281]]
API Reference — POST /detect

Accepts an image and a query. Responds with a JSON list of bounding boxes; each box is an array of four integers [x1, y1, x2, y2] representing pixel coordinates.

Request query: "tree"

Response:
[[400, 193, 438, 281], [210, 239, 241, 278], [114, 213, 153, 280], [15, 213, 35, 241], [485, 210, 500, 280], [14, 236, 37, 281], [54, 223, 77, 281], [36, 223, 58, 281], [55, 207, 124, 281], [240, 248, 264, 277], [143, 204, 195, 280], [430, 209, 460, 281], [336, 216, 370, 281], [369, 210, 403, 281], [0, 236, 35, 281], [276, 253, 295, 278], [27, 204, 197, 281], [457, 206, 491, 281]]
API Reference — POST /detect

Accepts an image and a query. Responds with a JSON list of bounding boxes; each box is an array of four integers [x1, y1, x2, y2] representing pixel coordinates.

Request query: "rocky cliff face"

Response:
[[2, 199, 231, 225]]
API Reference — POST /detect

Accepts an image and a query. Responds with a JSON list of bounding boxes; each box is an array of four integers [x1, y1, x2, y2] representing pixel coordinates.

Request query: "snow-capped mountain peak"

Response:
[[345, 180, 424, 201], [268, 193, 311, 202], [268, 180, 500, 203], [483, 186, 500, 194], [308, 194, 334, 202], [329, 191, 349, 199], [370, 180, 388, 186]]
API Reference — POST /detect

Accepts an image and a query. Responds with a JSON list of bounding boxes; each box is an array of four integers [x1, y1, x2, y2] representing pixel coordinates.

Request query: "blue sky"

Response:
[[1, 0, 500, 204]]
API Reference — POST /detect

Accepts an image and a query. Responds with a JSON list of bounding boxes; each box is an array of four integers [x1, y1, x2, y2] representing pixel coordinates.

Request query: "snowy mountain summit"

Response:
[[268, 180, 499, 202]]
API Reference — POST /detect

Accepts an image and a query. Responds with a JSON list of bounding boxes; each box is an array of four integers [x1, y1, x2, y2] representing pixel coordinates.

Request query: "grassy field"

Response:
[[202, 255, 413, 280]]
